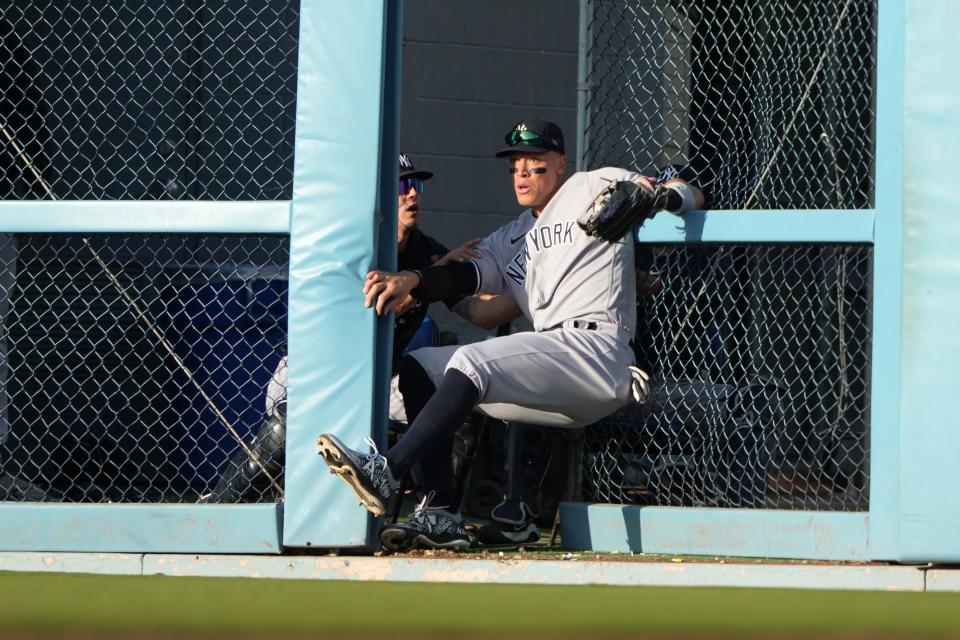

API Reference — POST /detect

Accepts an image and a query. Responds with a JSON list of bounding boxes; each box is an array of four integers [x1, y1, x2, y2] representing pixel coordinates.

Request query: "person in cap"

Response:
[[267, 153, 498, 420], [392, 153, 478, 378], [392, 153, 523, 422], [200, 153, 516, 504], [317, 120, 704, 550]]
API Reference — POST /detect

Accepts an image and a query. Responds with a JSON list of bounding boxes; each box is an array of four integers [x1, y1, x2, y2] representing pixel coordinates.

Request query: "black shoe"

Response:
[[316, 434, 398, 516], [380, 491, 471, 552], [476, 520, 540, 545], [476, 498, 540, 546], [199, 412, 286, 504]]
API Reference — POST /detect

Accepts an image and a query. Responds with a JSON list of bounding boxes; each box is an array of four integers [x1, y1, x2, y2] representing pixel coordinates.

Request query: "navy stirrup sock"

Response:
[[387, 368, 480, 483], [398, 355, 435, 425], [396, 355, 457, 507]]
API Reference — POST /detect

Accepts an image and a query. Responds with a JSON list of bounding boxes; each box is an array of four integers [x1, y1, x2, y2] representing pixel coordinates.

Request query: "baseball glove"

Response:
[[577, 179, 670, 242]]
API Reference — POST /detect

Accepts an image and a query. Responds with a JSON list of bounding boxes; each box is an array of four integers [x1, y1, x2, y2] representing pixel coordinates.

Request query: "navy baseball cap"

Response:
[[495, 118, 565, 157], [398, 153, 433, 180]]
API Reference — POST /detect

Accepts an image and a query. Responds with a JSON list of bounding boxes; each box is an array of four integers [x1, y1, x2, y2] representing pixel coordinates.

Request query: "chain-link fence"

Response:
[[582, 243, 871, 511], [581, 0, 876, 209], [0, 3, 297, 503], [0, 1, 299, 200], [578, 1, 876, 510], [0, 234, 288, 503]]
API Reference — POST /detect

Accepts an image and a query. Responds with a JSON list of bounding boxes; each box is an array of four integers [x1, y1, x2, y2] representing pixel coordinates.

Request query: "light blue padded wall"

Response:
[[896, 0, 960, 562], [283, 0, 395, 548]]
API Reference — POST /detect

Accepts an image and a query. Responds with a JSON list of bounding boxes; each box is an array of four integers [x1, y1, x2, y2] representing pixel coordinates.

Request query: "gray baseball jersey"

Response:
[[409, 167, 641, 428], [470, 166, 639, 334]]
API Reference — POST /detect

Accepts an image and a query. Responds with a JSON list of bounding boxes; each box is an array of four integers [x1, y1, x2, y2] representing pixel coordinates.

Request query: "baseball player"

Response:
[[317, 119, 703, 551]]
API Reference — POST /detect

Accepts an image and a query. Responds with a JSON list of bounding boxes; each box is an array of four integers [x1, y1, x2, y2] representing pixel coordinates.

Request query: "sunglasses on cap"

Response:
[[399, 177, 424, 196], [505, 129, 560, 150], [508, 167, 547, 175]]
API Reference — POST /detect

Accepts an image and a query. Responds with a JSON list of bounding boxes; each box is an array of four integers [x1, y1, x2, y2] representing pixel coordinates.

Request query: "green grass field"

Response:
[[1, 572, 959, 638]]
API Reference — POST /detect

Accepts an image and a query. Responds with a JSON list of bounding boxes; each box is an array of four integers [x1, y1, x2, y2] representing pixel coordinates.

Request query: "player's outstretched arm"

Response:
[[578, 175, 706, 243], [577, 178, 660, 242], [364, 260, 480, 317]]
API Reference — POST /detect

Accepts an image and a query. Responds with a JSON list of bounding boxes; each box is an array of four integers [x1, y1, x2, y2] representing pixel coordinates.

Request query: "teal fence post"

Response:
[[867, 0, 906, 561], [282, 0, 394, 548], [895, 0, 960, 562]]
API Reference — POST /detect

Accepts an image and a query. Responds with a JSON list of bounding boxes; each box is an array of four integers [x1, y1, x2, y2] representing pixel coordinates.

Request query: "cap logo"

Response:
[[399, 154, 414, 169], [659, 165, 678, 180]]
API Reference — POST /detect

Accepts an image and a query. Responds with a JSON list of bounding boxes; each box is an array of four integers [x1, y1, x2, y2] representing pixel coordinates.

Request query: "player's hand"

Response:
[[363, 270, 420, 316], [434, 238, 480, 266]]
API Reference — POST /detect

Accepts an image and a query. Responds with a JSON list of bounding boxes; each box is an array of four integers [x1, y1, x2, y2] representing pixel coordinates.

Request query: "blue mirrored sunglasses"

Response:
[[399, 177, 424, 195]]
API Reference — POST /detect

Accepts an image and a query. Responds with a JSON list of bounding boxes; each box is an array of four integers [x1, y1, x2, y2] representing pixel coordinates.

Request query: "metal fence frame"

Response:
[[558, 0, 925, 561]]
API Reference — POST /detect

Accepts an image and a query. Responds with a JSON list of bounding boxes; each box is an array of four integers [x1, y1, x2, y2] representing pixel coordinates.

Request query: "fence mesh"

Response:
[[0, 1, 299, 200], [582, 244, 871, 511], [581, 0, 876, 209], [0, 234, 288, 503], [578, 1, 875, 510], [0, 2, 296, 503]]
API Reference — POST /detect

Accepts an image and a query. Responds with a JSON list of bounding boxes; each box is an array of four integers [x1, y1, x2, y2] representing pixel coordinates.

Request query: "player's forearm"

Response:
[[409, 260, 479, 303], [453, 293, 523, 330]]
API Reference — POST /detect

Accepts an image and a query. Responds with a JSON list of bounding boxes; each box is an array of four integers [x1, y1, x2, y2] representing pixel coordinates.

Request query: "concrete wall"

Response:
[[399, 0, 579, 342]]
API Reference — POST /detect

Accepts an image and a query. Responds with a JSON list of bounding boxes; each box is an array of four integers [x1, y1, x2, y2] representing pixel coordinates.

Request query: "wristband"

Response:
[[409, 262, 479, 303], [664, 182, 697, 213]]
